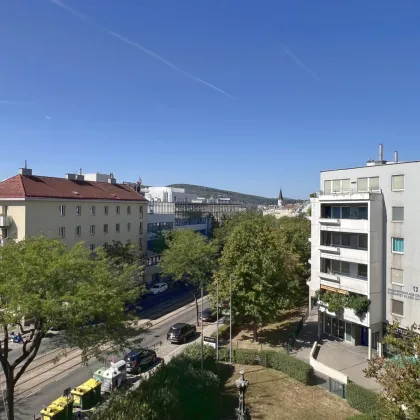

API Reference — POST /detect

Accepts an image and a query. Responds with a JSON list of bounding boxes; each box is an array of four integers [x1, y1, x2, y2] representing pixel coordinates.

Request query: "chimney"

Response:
[[379, 144, 383, 161], [19, 160, 32, 176], [394, 151, 399, 163]]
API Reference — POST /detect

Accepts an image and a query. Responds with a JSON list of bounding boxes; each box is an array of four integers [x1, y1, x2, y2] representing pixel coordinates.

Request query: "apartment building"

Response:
[[0, 167, 147, 254], [308, 145, 420, 359]]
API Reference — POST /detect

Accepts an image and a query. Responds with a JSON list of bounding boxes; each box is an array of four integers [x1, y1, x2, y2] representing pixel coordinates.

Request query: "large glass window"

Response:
[[341, 261, 350, 275], [332, 207, 341, 218], [332, 260, 340, 273], [358, 206, 368, 219], [332, 233, 341, 246], [325, 315, 332, 335], [341, 233, 350, 246], [341, 207, 350, 219], [357, 264, 368, 279], [338, 320, 345, 340], [358, 234, 368, 249], [392, 238, 404, 253], [392, 175, 404, 191], [392, 207, 404, 222]]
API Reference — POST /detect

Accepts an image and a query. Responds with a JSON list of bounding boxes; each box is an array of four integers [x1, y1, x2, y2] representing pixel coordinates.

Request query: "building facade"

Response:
[[308, 145, 420, 359], [0, 167, 147, 254]]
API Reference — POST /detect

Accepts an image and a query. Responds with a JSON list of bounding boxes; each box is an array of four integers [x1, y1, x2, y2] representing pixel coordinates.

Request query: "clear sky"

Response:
[[1, 1, 420, 199]]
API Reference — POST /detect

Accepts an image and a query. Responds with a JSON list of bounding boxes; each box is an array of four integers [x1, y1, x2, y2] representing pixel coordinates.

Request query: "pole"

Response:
[[216, 280, 219, 362], [229, 274, 233, 364], [201, 284, 204, 370]]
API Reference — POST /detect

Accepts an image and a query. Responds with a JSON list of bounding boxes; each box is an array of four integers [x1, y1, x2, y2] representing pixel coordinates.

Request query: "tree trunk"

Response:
[[5, 368, 15, 420], [252, 319, 258, 342], [193, 290, 199, 326]]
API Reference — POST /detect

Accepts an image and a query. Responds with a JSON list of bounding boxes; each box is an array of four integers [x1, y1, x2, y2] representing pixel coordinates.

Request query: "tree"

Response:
[[159, 230, 217, 325], [215, 215, 302, 341], [150, 230, 173, 254], [103, 240, 140, 266], [0, 236, 142, 420], [364, 321, 420, 419]]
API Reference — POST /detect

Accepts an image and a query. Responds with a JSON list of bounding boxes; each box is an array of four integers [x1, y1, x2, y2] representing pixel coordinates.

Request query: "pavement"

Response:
[[0, 297, 211, 420], [291, 305, 319, 363]]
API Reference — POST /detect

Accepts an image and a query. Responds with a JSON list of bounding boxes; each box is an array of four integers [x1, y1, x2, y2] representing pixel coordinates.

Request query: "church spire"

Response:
[[278, 188, 284, 207]]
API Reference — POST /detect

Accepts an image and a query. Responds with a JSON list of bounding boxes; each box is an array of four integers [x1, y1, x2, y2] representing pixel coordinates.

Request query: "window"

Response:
[[332, 207, 341, 218], [358, 206, 368, 220], [324, 180, 332, 194], [59, 205, 66, 216], [392, 237, 404, 253], [341, 261, 350, 275], [332, 180, 341, 193], [58, 227, 65, 238], [75, 226, 81, 236], [89, 244, 96, 251], [332, 232, 341, 246], [116, 223, 120, 233], [127, 206, 131, 215], [104, 205, 109, 215], [104, 224, 108, 234], [341, 207, 350, 219], [90, 205, 96, 216], [391, 268, 404, 285], [139, 206, 144, 217], [358, 177, 379, 192], [127, 222, 131, 232], [392, 175, 404, 191], [139, 222, 143, 234], [324, 179, 350, 194], [90, 225, 95, 235], [331, 260, 349, 275], [358, 264, 368, 279], [391, 299, 404, 317], [358, 234, 368, 249], [139, 238, 143, 250], [392, 207, 404, 222], [116, 205, 120, 215], [76, 205, 81, 216], [341, 233, 350, 247]]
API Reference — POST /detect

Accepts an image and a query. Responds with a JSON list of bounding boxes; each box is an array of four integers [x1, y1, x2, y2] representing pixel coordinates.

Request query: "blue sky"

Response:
[[1, 1, 420, 198]]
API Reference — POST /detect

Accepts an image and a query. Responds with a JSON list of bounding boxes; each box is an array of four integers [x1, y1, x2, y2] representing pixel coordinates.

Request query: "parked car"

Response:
[[167, 323, 196, 344], [149, 282, 168, 295], [199, 308, 218, 322], [124, 348, 157, 374]]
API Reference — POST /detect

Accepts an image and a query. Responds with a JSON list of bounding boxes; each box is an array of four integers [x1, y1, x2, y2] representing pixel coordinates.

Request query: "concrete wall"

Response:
[[23, 199, 147, 251]]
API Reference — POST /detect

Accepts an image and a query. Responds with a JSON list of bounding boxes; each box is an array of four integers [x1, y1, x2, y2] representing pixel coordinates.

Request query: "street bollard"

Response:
[[235, 370, 250, 420]]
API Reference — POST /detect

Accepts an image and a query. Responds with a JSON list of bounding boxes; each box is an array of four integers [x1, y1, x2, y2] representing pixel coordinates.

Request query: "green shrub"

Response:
[[259, 350, 313, 384], [218, 347, 230, 362], [346, 382, 381, 414], [183, 343, 217, 373], [211, 324, 230, 338], [233, 349, 259, 365]]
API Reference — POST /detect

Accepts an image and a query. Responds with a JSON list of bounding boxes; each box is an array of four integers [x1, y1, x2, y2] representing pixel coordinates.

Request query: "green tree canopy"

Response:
[[214, 215, 302, 341], [159, 230, 217, 324], [364, 321, 420, 419], [0, 236, 142, 420]]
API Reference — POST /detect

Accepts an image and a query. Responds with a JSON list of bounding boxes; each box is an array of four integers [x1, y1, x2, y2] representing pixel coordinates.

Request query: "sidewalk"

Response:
[[291, 305, 319, 363]]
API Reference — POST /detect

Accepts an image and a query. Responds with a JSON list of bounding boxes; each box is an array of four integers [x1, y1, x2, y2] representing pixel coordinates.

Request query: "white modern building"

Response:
[[144, 187, 197, 203], [308, 145, 420, 360]]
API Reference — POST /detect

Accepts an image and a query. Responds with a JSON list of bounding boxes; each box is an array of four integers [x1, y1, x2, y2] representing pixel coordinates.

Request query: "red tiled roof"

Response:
[[0, 175, 147, 201]]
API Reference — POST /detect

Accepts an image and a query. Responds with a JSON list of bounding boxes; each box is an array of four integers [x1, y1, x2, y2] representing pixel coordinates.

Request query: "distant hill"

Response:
[[167, 184, 301, 206]]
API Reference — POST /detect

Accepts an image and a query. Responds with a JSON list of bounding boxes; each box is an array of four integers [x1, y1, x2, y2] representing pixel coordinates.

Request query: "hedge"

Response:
[[183, 343, 217, 373], [210, 324, 229, 339], [346, 382, 381, 415], [218, 347, 313, 385]]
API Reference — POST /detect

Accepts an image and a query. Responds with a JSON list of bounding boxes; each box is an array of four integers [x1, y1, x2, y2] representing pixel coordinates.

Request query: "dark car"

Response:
[[124, 348, 157, 374], [199, 308, 217, 322], [167, 323, 196, 344]]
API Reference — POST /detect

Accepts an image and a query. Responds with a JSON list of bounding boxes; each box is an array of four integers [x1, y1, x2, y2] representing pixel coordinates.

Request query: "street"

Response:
[[0, 299, 209, 420]]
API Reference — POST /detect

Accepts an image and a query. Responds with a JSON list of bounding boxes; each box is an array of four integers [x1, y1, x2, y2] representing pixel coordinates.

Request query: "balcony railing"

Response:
[[0, 215, 11, 227], [319, 187, 381, 195]]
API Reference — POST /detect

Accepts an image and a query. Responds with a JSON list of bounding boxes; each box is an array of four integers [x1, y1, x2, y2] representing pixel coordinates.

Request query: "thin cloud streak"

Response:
[[281, 45, 320, 82], [44, 115, 52, 120], [48, 0, 234, 99], [0, 100, 35, 105]]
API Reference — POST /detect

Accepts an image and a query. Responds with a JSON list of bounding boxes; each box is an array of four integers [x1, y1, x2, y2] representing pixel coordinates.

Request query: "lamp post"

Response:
[[235, 370, 249, 420]]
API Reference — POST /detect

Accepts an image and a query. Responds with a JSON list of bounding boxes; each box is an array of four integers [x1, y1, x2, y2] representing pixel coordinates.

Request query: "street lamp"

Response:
[[235, 370, 249, 420]]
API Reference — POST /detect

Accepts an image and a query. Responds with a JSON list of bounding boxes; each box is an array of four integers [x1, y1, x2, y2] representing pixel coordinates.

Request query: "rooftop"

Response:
[[0, 174, 147, 201]]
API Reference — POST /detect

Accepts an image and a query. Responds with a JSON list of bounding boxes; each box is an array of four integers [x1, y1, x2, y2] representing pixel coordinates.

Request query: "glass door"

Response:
[[345, 322, 352, 342], [325, 315, 332, 335], [332, 318, 338, 337], [338, 320, 345, 340]]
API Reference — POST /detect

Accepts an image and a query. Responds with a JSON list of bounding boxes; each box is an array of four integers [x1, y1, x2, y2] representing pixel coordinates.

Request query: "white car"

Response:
[[150, 282, 168, 295]]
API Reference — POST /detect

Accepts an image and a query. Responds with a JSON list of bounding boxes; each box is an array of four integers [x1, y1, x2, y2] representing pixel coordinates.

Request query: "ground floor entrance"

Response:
[[324, 314, 353, 343]]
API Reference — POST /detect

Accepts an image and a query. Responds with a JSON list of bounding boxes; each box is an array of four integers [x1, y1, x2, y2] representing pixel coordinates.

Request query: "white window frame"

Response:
[[58, 227, 65, 238], [89, 244, 96, 251], [90, 225, 95, 235], [59, 205, 66, 217], [76, 205, 81, 216], [104, 224, 108, 234], [127, 206, 131, 215], [104, 205, 109, 215], [391, 174, 405, 192], [324, 179, 350, 194], [90, 205, 96, 216], [391, 268, 404, 286], [391, 237, 404, 254], [331, 259, 350, 276], [391, 299, 404, 317], [358, 177, 380, 193], [75, 225, 81, 236], [391, 207, 404, 222], [116, 205, 120, 215]]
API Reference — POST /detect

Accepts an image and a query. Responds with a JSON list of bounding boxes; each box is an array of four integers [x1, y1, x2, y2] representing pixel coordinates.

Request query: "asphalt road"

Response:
[[3, 300, 209, 420]]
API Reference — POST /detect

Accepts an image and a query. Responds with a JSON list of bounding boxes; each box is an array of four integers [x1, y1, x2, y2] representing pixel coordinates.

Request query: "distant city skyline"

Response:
[[2, 1, 420, 198]]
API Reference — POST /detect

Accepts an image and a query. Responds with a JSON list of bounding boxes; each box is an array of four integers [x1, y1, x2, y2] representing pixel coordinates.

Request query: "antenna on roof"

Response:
[[79, 168, 82, 175], [24, 160, 27, 169]]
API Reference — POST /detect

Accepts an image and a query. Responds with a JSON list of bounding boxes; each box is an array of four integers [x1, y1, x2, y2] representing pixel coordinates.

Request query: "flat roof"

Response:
[[321, 160, 420, 173]]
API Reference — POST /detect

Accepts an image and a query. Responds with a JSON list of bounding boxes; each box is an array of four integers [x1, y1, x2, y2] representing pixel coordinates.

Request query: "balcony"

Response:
[[319, 218, 340, 226], [320, 218, 369, 232], [318, 188, 380, 202], [318, 300, 369, 326], [320, 274, 368, 295], [319, 245, 340, 254], [0, 215, 11, 228], [320, 272, 339, 283], [339, 247, 368, 263]]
